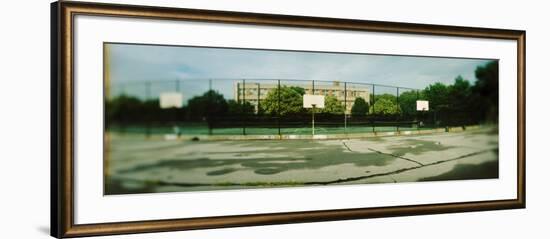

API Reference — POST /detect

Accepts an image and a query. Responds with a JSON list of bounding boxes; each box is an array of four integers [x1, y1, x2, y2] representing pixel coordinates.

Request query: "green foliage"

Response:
[[289, 86, 306, 96], [375, 93, 397, 102], [369, 98, 401, 115], [423, 82, 450, 111], [186, 90, 228, 119], [105, 95, 186, 124], [106, 60, 499, 128], [227, 100, 255, 116], [475, 61, 499, 94], [106, 94, 143, 123], [369, 94, 400, 115], [416, 61, 498, 125], [319, 95, 345, 114], [472, 60, 499, 122], [448, 76, 472, 110], [398, 91, 421, 116], [351, 97, 369, 116], [260, 86, 305, 116]]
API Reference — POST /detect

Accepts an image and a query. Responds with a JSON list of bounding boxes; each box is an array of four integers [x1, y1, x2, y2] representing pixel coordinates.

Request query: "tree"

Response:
[[370, 94, 400, 115], [398, 91, 421, 117], [448, 76, 472, 110], [260, 86, 305, 116], [106, 94, 146, 125], [369, 98, 401, 115], [374, 93, 397, 102], [472, 60, 499, 123], [443, 76, 473, 125], [186, 90, 228, 120], [319, 95, 345, 114], [448, 75, 472, 104], [351, 97, 369, 116], [423, 82, 449, 112], [227, 99, 255, 116], [289, 86, 306, 96]]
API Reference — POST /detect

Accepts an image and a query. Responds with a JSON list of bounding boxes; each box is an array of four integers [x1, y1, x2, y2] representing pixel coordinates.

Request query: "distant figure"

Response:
[[419, 121, 424, 128], [173, 126, 180, 137]]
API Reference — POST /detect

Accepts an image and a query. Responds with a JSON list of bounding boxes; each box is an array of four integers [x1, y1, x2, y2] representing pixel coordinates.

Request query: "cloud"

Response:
[[108, 43, 493, 99]]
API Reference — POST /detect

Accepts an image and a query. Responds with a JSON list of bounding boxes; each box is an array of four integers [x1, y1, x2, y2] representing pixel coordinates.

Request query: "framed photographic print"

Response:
[[51, 1, 526, 238]]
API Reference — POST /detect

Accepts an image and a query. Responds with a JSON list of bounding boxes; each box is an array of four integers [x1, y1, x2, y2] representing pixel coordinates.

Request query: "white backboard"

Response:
[[159, 92, 183, 109], [303, 95, 325, 108], [416, 100, 429, 111]]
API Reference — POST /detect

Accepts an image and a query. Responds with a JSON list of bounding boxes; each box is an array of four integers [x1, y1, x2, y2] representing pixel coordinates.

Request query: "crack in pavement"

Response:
[[110, 148, 495, 189], [342, 140, 424, 166], [366, 147, 425, 166], [305, 148, 495, 185], [341, 141, 354, 152]]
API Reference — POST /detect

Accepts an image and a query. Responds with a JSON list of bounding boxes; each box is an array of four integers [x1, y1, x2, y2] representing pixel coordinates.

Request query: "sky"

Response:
[[107, 43, 494, 100]]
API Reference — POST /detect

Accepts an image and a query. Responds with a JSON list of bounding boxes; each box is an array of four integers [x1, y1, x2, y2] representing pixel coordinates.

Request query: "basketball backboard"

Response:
[[303, 95, 325, 108], [416, 100, 429, 111], [159, 92, 183, 109]]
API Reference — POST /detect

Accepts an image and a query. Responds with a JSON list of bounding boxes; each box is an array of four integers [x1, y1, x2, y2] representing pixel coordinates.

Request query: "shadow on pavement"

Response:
[[418, 159, 498, 181]]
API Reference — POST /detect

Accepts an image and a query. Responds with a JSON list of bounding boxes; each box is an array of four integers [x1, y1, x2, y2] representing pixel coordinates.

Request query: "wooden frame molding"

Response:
[[51, 1, 526, 238]]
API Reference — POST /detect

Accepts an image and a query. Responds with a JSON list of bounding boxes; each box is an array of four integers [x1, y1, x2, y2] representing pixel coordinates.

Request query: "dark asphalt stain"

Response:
[[206, 167, 240, 176], [106, 148, 498, 195], [388, 139, 455, 157], [106, 131, 499, 195], [117, 140, 397, 176]]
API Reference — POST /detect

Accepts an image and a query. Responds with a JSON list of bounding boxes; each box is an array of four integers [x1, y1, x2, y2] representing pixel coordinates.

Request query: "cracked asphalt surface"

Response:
[[105, 128, 498, 195]]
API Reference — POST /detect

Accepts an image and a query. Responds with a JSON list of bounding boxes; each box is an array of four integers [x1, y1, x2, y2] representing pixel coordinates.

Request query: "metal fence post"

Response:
[[237, 81, 240, 104], [145, 81, 151, 138], [257, 82, 260, 114], [174, 80, 180, 136], [208, 79, 212, 135], [277, 80, 281, 136], [396, 87, 400, 132], [242, 79, 246, 135], [344, 82, 347, 134], [312, 105, 315, 135], [312, 80, 315, 135], [417, 89, 420, 131], [372, 84, 375, 133]]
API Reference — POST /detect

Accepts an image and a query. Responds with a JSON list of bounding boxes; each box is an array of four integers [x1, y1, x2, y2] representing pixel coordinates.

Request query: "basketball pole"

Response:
[[312, 104, 316, 136]]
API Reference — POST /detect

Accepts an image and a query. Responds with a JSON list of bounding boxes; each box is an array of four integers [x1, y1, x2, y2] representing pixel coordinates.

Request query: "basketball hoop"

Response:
[[303, 95, 325, 135], [416, 100, 429, 111]]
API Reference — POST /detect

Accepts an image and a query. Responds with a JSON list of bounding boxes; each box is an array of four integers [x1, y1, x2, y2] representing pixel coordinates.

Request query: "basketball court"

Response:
[[105, 126, 498, 194]]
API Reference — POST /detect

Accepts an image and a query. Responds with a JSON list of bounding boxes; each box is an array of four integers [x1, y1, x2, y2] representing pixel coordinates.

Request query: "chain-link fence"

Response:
[[106, 78, 467, 137]]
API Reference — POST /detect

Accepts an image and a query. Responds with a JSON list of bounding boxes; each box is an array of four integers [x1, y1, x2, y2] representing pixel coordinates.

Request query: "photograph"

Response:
[[104, 43, 499, 195], [47, 1, 527, 237]]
